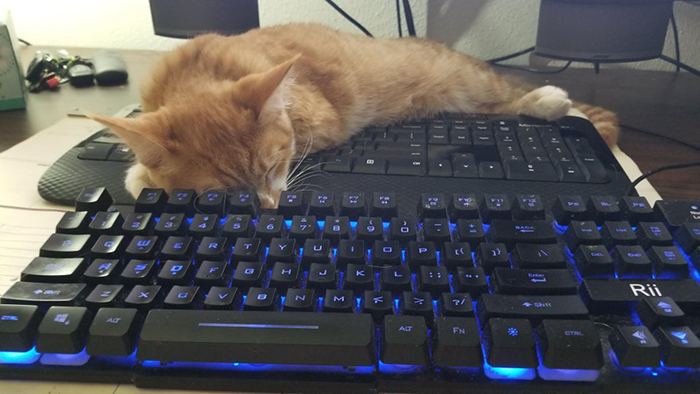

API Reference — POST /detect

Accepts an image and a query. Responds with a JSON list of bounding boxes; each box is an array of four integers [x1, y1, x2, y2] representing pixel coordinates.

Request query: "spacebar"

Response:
[[137, 310, 376, 366]]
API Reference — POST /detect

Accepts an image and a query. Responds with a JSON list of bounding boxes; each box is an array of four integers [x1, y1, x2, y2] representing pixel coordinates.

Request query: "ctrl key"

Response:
[[535, 320, 603, 381], [381, 315, 429, 366], [87, 308, 139, 356], [0, 305, 41, 352]]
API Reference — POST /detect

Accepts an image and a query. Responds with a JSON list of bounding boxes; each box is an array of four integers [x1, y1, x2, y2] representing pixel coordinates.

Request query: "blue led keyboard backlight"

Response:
[[483, 359, 536, 381], [0, 347, 40, 364], [141, 360, 376, 374], [40, 349, 91, 366]]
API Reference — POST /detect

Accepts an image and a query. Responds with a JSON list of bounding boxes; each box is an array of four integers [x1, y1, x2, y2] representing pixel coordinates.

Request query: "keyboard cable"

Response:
[[624, 160, 700, 196]]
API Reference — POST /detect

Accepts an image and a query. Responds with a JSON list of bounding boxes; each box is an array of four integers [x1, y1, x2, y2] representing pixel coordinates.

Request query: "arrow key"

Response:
[[654, 326, 700, 368], [634, 296, 685, 330], [609, 325, 660, 368]]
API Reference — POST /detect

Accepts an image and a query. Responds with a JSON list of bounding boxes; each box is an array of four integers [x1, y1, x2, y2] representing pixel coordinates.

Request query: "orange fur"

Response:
[[88, 23, 618, 207]]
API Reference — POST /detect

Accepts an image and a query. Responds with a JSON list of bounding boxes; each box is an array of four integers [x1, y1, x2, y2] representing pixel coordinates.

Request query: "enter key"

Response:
[[490, 268, 578, 295]]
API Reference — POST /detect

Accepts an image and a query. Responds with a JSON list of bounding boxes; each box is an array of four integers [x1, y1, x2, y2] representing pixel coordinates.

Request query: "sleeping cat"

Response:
[[88, 23, 618, 208]]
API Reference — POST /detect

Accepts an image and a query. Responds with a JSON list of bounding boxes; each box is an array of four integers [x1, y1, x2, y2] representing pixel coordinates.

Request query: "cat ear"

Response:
[[85, 112, 169, 168], [237, 55, 300, 126]]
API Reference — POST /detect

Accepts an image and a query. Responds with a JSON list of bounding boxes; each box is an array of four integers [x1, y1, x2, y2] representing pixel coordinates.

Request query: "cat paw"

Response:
[[519, 85, 572, 121], [124, 163, 152, 198]]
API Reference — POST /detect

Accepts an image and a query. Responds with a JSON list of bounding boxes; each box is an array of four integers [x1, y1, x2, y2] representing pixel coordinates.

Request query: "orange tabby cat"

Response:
[[89, 23, 618, 208]]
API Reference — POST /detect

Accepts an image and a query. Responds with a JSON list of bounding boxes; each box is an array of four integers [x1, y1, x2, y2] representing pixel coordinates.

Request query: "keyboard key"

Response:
[[277, 191, 305, 218], [322, 216, 351, 244], [309, 192, 335, 217], [486, 219, 557, 248], [580, 279, 700, 314], [269, 262, 300, 290], [381, 265, 413, 293], [427, 159, 452, 177], [157, 260, 193, 285], [484, 317, 538, 368], [535, 319, 603, 370], [636, 222, 673, 249], [228, 191, 260, 216], [256, 214, 286, 242], [481, 194, 511, 223], [196, 236, 229, 261], [75, 187, 113, 214], [340, 192, 367, 219], [194, 260, 231, 286], [588, 195, 621, 224], [653, 326, 700, 368], [440, 293, 473, 317], [649, 246, 689, 279], [442, 242, 473, 271], [336, 240, 366, 268], [448, 193, 480, 221], [676, 222, 700, 254], [289, 215, 318, 242], [504, 161, 557, 181], [612, 245, 651, 278], [196, 190, 226, 216], [204, 286, 238, 310], [82, 259, 120, 284], [165, 189, 196, 215], [387, 158, 426, 176], [490, 268, 577, 295], [390, 218, 417, 245], [120, 259, 157, 285], [609, 325, 660, 368], [40, 233, 92, 258], [85, 284, 123, 311], [563, 221, 602, 250], [89, 211, 124, 235], [154, 213, 187, 236], [373, 240, 402, 266], [407, 241, 438, 270], [56, 211, 90, 234], [513, 194, 545, 220], [418, 193, 447, 219], [160, 236, 194, 260], [455, 219, 485, 247], [244, 288, 278, 311], [620, 196, 654, 225], [601, 221, 637, 248], [433, 317, 482, 367], [478, 161, 504, 179], [164, 286, 202, 309], [306, 263, 337, 290], [91, 235, 126, 259], [1, 282, 86, 307], [189, 214, 221, 238], [654, 200, 700, 230], [301, 239, 332, 268], [362, 291, 393, 323], [138, 310, 375, 365], [37, 306, 91, 354], [124, 285, 162, 312], [232, 261, 264, 288], [323, 289, 354, 313], [634, 296, 685, 329], [475, 243, 509, 274], [265, 238, 296, 265], [353, 156, 387, 175], [454, 267, 489, 297], [231, 238, 263, 262], [86, 307, 138, 356], [121, 212, 154, 236], [21, 257, 86, 283], [370, 192, 398, 220], [344, 263, 374, 293], [0, 304, 41, 351], [418, 266, 450, 296], [282, 289, 315, 312], [552, 195, 588, 224], [477, 294, 589, 326], [135, 188, 167, 214], [356, 217, 384, 242], [401, 292, 434, 326], [452, 153, 478, 178], [125, 235, 159, 259], [381, 315, 429, 365], [574, 245, 614, 277], [511, 243, 566, 269]]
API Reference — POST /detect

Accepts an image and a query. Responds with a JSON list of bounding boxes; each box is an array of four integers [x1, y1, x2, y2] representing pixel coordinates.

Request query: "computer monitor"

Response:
[[149, 0, 259, 39], [535, 0, 673, 63]]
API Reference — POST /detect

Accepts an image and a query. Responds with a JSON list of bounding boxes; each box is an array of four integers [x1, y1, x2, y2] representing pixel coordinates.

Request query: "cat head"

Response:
[[88, 57, 298, 208]]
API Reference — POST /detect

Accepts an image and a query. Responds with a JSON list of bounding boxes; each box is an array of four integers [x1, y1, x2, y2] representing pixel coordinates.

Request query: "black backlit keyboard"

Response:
[[10, 113, 700, 392]]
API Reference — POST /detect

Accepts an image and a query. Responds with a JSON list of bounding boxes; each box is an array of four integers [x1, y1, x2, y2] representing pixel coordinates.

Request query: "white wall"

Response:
[[3, 0, 699, 71]]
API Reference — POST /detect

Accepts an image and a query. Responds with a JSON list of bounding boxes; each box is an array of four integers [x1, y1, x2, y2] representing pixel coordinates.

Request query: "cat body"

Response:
[[89, 23, 618, 207]]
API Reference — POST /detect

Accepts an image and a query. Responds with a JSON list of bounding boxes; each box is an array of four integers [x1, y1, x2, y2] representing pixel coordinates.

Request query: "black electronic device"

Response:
[[92, 50, 128, 86], [149, 0, 259, 39], [67, 63, 95, 87], [10, 110, 700, 391]]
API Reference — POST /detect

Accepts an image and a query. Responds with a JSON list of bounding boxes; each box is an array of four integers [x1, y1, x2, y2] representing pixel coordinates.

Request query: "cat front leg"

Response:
[[124, 163, 155, 198]]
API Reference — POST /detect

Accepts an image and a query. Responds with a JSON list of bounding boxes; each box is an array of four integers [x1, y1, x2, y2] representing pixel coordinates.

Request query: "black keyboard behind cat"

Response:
[[12, 112, 700, 392]]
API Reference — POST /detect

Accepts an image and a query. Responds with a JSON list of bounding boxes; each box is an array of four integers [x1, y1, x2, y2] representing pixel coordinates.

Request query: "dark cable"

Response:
[[402, 0, 416, 36], [325, 0, 373, 37], [396, 0, 402, 37], [18, 38, 32, 45], [487, 46, 535, 64], [624, 161, 700, 196], [492, 61, 572, 74], [670, 12, 680, 72], [620, 123, 700, 151]]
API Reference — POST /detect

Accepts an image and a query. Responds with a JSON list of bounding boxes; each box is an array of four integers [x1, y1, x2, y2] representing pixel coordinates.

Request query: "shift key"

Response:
[[476, 294, 589, 326], [1, 282, 86, 307]]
